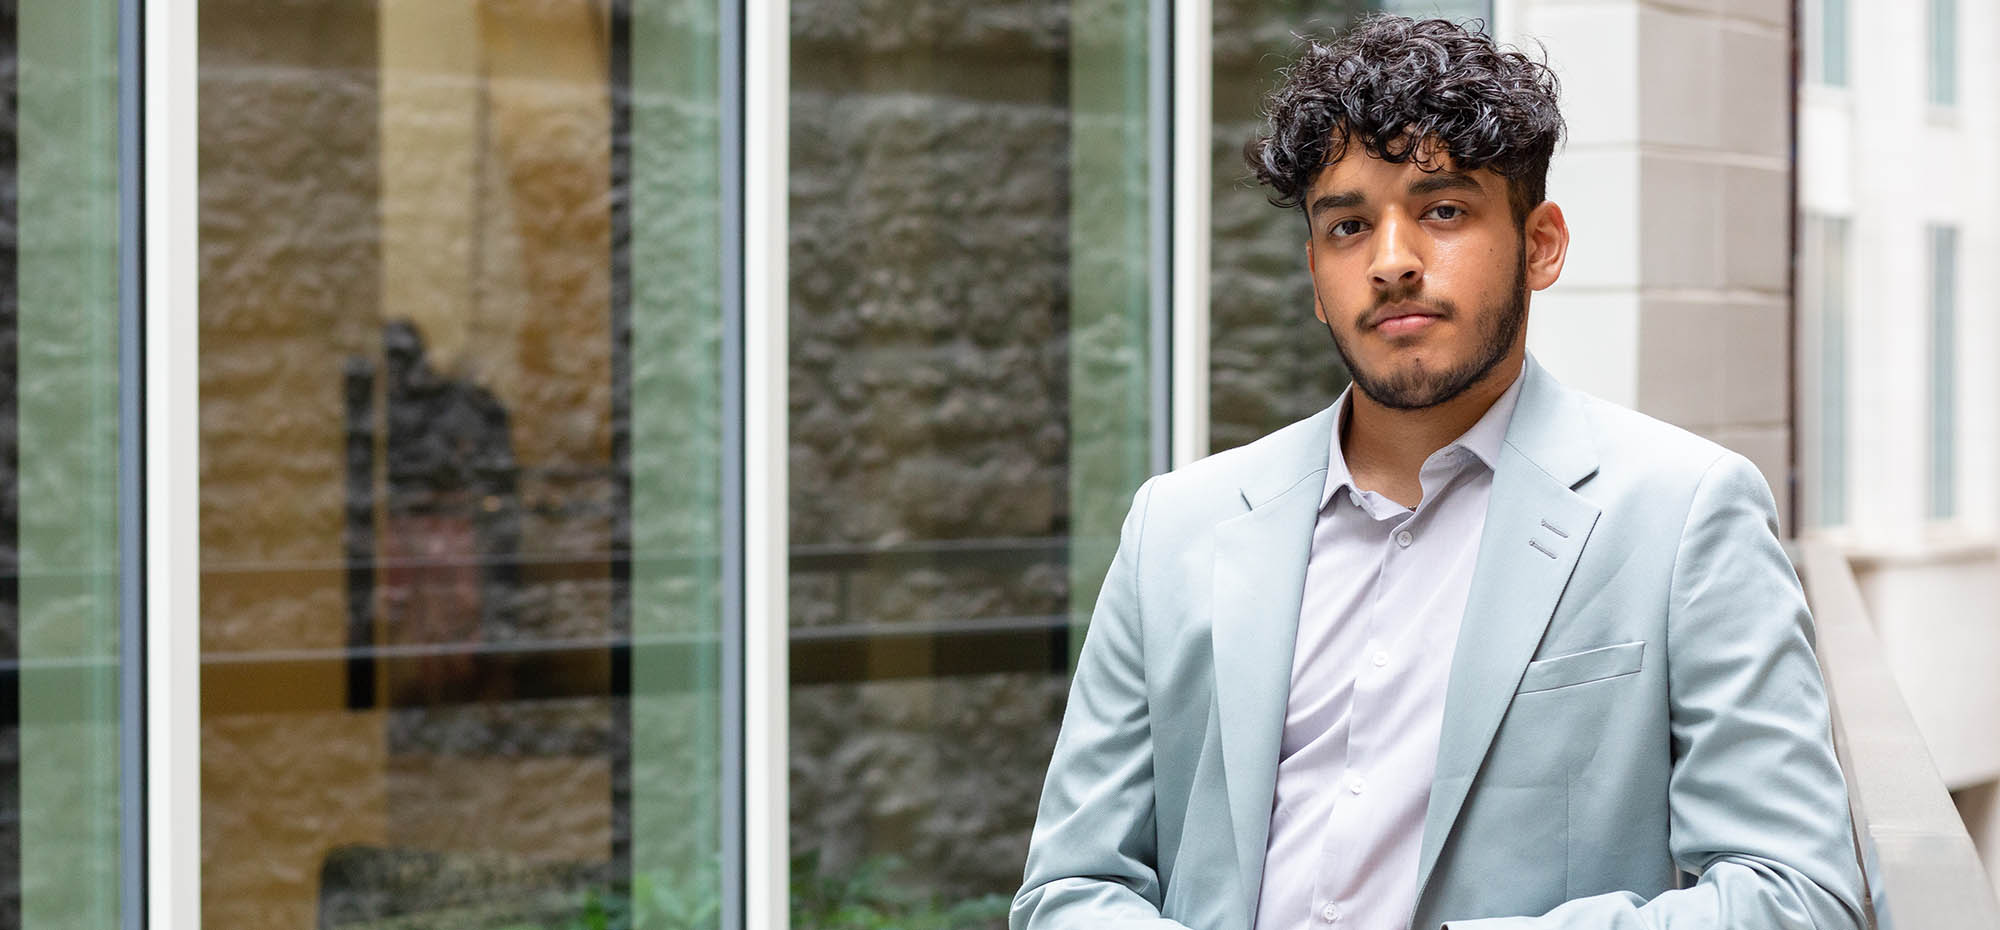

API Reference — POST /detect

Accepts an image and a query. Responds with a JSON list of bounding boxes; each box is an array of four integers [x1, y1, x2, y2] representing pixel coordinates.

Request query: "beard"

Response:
[[1325, 246, 1529, 411]]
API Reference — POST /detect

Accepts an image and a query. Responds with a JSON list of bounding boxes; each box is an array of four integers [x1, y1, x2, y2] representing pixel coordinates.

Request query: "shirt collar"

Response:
[[1320, 360, 1528, 511]]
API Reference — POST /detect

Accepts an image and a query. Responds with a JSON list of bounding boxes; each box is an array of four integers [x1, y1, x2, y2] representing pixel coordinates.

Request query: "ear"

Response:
[[1522, 200, 1569, 291], [1307, 240, 1330, 324]]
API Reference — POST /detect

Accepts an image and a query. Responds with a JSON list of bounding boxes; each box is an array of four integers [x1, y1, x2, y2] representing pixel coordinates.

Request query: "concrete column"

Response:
[[1504, 0, 1794, 526]]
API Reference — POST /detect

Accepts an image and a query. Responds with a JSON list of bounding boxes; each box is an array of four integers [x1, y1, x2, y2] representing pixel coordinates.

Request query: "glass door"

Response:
[[784, 0, 1161, 922], [196, 1, 732, 926]]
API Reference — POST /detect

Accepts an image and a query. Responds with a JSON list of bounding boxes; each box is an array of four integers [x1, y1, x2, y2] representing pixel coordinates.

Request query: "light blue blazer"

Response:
[[1013, 356, 1866, 930]]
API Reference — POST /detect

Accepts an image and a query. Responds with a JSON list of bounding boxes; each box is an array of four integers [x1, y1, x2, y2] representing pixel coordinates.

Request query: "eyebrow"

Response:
[[1308, 171, 1485, 219], [1308, 191, 1365, 218], [1407, 171, 1483, 196]]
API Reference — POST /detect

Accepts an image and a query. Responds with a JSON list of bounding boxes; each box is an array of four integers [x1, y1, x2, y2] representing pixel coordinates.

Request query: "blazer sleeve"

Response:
[[1011, 478, 1193, 930], [1445, 452, 1869, 930]]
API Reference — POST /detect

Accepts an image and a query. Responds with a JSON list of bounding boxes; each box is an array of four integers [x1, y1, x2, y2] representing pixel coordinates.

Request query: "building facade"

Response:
[[1795, 0, 2000, 888]]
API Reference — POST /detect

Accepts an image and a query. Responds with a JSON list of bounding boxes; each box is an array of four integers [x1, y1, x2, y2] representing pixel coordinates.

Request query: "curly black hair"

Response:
[[1246, 14, 1564, 222]]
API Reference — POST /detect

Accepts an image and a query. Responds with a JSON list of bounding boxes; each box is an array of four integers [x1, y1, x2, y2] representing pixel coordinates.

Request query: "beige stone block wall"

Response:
[[1508, 0, 1795, 527]]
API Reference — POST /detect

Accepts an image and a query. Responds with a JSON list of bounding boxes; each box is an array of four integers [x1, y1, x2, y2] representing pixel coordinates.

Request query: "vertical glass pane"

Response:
[[1821, 0, 1848, 87], [1806, 214, 1849, 528], [1379, 0, 1486, 19], [1824, 214, 1848, 524], [197, 1, 728, 927], [1208, 2, 1490, 453], [1930, 225, 1956, 520], [4, 2, 126, 926], [629, 0, 732, 919], [786, 0, 1156, 919], [1929, 0, 1955, 105]]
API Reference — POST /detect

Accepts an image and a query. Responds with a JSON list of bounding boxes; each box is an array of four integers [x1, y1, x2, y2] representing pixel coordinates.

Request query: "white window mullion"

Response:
[[144, 0, 202, 928], [743, 0, 791, 924], [1170, 0, 1211, 468]]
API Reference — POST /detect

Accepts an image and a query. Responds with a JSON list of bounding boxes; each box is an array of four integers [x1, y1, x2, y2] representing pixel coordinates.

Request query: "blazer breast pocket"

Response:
[[1517, 640, 1646, 694]]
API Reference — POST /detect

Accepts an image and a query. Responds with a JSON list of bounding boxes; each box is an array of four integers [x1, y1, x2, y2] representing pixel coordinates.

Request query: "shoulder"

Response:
[[1573, 392, 1731, 477], [1558, 385, 1777, 529], [1145, 405, 1334, 518]]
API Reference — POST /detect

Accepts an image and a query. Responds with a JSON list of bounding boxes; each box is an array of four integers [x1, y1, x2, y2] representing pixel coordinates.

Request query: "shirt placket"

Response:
[[1310, 501, 1408, 926]]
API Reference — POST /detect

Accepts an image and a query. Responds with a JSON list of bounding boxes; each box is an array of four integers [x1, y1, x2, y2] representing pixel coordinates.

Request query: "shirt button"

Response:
[[1395, 530, 1413, 547], [1372, 651, 1389, 668], [1320, 902, 1341, 922], [1348, 774, 1366, 795]]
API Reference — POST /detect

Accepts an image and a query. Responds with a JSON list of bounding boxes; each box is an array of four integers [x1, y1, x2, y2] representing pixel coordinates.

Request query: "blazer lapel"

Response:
[[1414, 356, 1603, 901], [1211, 409, 1334, 908]]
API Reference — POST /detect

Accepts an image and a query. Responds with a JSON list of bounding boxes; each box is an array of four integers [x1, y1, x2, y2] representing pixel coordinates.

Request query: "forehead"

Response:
[[1307, 137, 1502, 199]]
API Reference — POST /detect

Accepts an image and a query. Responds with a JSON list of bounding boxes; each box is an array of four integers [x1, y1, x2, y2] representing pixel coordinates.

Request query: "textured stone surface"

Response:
[[180, 0, 1380, 926], [785, 0, 1085, 911], [1208, 1, 1366, 453]]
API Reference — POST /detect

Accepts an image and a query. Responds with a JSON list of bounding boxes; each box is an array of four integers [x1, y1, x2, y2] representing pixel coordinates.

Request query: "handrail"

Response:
[[1796, 538, 2000, 930]]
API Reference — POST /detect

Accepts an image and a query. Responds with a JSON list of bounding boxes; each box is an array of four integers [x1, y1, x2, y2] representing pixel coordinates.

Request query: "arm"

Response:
[[1447, 452, 1868, 930], [1011, 478, 1192, 930]]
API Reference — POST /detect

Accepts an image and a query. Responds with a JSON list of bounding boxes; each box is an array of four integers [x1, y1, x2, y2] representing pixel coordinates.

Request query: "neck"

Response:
[[1340, 352, 1524, 507]]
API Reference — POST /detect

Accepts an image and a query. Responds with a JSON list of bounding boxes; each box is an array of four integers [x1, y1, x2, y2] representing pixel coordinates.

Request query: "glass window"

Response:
[[1814, 0, 1849, 88], [785, 0, 1158, 918], [1929, 224, 1957, 520], [1799, 214, 1849, 529], [197, 1, 730, 926], [1207, 2, 1491, 454], [1379, 0, 1488, 19], [1929, 0, 1956, 105], [3, 2, 129, 926]]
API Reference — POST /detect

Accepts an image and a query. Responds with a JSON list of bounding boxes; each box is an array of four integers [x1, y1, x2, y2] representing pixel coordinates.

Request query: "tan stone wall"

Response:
[[1512, 0, 1795, 525]]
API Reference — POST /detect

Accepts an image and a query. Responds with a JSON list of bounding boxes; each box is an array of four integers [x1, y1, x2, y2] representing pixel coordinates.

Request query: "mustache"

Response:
[[1363, 289, 1457, 328]]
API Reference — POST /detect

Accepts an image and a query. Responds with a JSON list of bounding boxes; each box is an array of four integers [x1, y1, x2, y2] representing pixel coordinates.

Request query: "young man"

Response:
[[1013, 15, 1865, 930]]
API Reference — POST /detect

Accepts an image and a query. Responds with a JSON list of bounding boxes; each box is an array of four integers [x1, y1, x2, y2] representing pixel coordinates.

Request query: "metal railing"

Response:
[[1796, 538, 2000, 930]]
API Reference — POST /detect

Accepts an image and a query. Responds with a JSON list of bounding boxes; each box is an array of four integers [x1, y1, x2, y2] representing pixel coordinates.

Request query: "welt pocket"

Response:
[[1516, 640, 1645, 694]]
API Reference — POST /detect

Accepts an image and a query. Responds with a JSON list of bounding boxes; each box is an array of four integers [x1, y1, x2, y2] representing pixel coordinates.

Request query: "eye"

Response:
[[1424, 204, 1464, 221], [1329, 218, 1366, 239]]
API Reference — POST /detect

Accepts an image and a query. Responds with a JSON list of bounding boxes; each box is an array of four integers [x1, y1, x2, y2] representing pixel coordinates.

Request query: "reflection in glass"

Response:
[[2, 3, 127, 927], [198, 1, 726, 927], [786, 0, 1157, 919]]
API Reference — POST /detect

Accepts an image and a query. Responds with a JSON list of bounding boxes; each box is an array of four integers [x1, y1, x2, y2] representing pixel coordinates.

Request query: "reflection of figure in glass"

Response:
[[1017, 15, 1865, 930], [377, 320, 521, 705]]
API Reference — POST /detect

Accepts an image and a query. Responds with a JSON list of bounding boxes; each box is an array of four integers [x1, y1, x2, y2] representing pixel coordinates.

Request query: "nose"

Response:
[[1368, 213, 1423, 292]]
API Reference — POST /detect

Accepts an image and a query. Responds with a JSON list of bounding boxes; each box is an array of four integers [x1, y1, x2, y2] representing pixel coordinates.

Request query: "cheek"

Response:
[[1310, 250, 1371, 312], [1431, 237, 1514, 300]]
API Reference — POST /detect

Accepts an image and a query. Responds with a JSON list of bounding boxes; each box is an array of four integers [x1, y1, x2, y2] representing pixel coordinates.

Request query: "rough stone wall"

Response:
[[198, 2, 634, 926], [782, 0, 1387, 913], [785, 0, 1080, 910], [1207, 0, 1369, 454], [181, 1, 1390, 926]]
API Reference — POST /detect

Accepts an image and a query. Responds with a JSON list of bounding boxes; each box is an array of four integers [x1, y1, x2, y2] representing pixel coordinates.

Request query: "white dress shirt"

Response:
[[1253, 365, 1525, 930]]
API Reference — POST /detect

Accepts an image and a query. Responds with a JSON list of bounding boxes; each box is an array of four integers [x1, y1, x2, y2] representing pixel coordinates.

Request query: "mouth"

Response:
[[1368, 303, 1444, 336]]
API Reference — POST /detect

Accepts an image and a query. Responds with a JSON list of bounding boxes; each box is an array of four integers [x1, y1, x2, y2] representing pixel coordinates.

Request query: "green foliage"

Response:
[[790, 851, 1011, 930], [490, 852, 1007, 930]]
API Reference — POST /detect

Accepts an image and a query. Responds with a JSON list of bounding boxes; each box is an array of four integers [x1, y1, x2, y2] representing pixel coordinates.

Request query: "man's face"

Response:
[[1304, 142, 1537, 410]]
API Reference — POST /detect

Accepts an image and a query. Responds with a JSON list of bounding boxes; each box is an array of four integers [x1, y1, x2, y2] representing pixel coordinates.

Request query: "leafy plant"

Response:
[[489, 851, 1008, 930], [790, 851, 1011, 930]]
